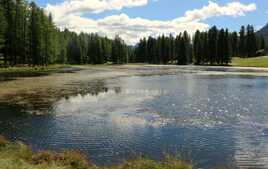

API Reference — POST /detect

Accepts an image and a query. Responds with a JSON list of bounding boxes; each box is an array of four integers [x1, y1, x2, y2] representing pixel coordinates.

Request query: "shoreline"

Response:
[[1, 64, 268, 115], [1, 64, 268, 77], [1, 64, 268, 97], [0, 136, 192, 169]]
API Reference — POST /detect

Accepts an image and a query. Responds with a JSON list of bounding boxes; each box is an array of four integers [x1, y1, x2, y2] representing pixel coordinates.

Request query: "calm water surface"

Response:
[[1, 73, 268, 169]]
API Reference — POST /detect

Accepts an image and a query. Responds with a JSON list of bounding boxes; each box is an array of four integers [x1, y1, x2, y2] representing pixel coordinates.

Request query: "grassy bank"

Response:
[[231, 56, 268, 68], [0, 136, 192, 169], [0, 65, 72, 78]]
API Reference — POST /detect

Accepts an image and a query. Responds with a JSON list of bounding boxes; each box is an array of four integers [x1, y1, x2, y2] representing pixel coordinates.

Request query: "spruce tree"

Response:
[[0, 5, 7, 63], [239, 26, 246, 57], [261, 37, 266, 50], [246, 25, 256, 57], [217, 29, 225, 64], [230, 32, 238, 57], [223, 29, 230, 64], [193, 30, 202, 65], [208, 26, 218, 64]]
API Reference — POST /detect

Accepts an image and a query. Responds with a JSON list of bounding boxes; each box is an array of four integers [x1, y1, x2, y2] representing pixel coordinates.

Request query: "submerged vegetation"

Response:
[[0, 136, 192, 169]]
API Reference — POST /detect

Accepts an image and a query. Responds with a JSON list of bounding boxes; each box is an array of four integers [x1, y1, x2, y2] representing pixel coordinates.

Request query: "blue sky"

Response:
[[34, 0, 268, 44]]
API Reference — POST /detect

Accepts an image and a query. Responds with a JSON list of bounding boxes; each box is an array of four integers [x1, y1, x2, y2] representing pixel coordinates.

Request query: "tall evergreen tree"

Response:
[[200, 32, 209, 64], [217, 29, 225, 64], [147, 36, 155, 64], [223, 29, 230, 64], [1, 0, 16, 65], [193, 30, 202, 65], [246, 25, 257, 57], [13, 0, 28, 64], [230, 32, 238, 57], [111, 35, 126, 64], [0, 5, 7, 63], [260, 37, 266, 50], [29, 2, 43, 65], [208, 26, 218, 64], [177, 31, 191, 65], [239, 26, 246, 57]]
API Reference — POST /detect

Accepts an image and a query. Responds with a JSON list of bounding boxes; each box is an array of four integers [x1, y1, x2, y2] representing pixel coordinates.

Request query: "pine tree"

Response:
[[177, 31, 190, 65], [147, 36, 155, 64], [217, 29, 225, 64], [200, 32, 209, 64], [0, 5, 7, 63], [29, 2, 44, 65], [1, 0, 16, 65], [246, 25, 256, 57], [102, 37, 112, 63], [160, 35, 168, 64], [168, 34, 175, 64], [230, 32, 238, 57], [261, 37, 266, 50], [13, 0, 28, 64], [208, 26, 218, 64], [174, 34, 181, 65], [111, 35, 126, 64], [193, 30, 202, 65], [223, 29, 230, 64], [45, 13, 58, 64], [239, 26, 246, 57], [78, 33, 88, 64]]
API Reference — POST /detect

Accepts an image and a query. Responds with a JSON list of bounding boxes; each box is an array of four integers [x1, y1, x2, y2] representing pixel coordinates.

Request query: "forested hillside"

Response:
[[0, 0, 266, 66]]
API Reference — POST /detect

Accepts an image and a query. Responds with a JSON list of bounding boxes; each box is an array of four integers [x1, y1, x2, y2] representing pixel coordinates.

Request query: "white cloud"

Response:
[[60, 13, 209, 44], [45, 1, 256, 44], [175, 1, 256, 23], [46, 0, 149, 20]]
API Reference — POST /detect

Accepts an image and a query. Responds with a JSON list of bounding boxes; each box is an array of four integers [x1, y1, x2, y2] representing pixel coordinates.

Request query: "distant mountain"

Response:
[[257, 23, 268, 38]]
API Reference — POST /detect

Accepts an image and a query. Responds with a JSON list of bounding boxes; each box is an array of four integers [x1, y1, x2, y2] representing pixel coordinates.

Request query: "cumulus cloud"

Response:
[[46, 0, 149, 20], [45, 1, 256, 44], [175, 1, 256, 23], [58, 14, 209, 44]]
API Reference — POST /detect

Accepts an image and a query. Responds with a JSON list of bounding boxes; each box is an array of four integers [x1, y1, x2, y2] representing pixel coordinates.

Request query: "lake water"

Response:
[[1, 72, 268, 169]]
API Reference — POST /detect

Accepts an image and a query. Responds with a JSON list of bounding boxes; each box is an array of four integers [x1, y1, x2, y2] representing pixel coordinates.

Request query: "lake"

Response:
[[1, 66, 268, 169]]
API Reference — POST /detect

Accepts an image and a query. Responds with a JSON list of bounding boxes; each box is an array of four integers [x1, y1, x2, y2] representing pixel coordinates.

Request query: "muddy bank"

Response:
[[1, 64, 268, 115]]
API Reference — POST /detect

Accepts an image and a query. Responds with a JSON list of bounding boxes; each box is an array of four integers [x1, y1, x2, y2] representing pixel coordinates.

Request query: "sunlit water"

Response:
[[1, 73, 268, 168]]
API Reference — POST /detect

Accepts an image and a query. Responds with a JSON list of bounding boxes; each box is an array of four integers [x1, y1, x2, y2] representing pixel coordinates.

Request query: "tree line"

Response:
[[0, 0, 131, 66], [134, 25, 266, 65], [0, 0, 266, 66]]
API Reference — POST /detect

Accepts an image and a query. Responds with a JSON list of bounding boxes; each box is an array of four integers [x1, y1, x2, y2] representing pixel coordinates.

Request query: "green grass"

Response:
[[0, 65, 74, 80], [0, 64, 69, 75], [0, 136, 192, 169], [231, 56, 268, 68]]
